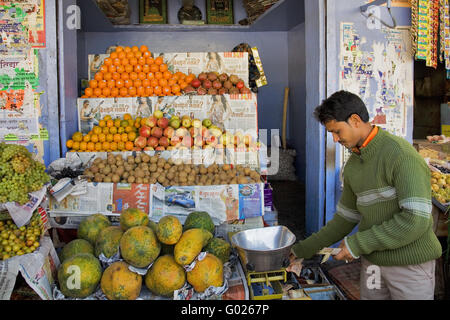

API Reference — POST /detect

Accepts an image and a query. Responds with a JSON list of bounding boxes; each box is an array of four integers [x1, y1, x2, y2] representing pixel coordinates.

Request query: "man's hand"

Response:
[[333, 240, 355, 263]]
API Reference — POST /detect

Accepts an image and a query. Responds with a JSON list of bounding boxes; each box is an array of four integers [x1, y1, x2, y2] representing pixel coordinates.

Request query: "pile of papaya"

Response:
[[56, 209, 231, 300]]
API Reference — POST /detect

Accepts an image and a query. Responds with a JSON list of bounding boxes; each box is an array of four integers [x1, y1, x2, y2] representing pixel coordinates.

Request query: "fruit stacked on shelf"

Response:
[[83, 153, 262, 187], [81, 45, 195, 98], [0, 143, 50, 205], [0, 212, 44, 261], [182, 72, 252, 95], [66, 111, 258, 152], [430, 171, 450, 204]]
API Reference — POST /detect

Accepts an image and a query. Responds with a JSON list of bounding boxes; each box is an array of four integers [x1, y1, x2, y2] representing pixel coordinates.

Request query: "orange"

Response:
[[121, 72, 130, 81], [111, 87, 119, 97], [99, 120, 106, 128], [128, 87, 137, 97], [159, 64, 168, 72], [153, 86, 162, 96], [93, 88, 102, 97], [133, 79, 142, 88], [126, 52, 135, 60], [124, 79, 133, 88], [133, 64, 143, 73], [98, 80, 107, 89], [125, 64, 133, 73], [140, 118, 148, 126], [142, 65, 150, 74], [170, 74, 179, 82], [106, 133, 114, 142], [112, 72, 121, 81], [136, 86, 145, 97], [143, 51, 152, 59], [147, 72, 155, 80], [142, 79, 151, 88], [121, 58, 129, 66], [185, 74, 195, 83], [110, 52, 118, 60], [125, 141, 134, 151], [87, 142, 95, 151], [100, 65, 109, 73], [116, 79, 124, 88], [134, 117, 142, 127], [117, 142, 125, 151], [102, 141, 110, 151], [89, 79, 98, 88], [162, 86, 171, 95], [123, 113, 132, 121], [145, 86, 154, 96], [155, 72, 163, 80], [138, 72, 146, 81], [95, 142, 102, 151], [146, 57, 155, 65], [107, 79, 116, 89], [168, 78, 177, 86], [83, 134, 91, 142], [113, 58, 121, 67], [158, 78, 168, 87], [104, 115, 112, 121], [102, 127, 110, 135], [91, 134, 99, 143], [150, 64, 159, 73], [119, 87, 128, 97], [118, 126, 125, 134], [81, 95, 88, 98], [140, 45, 149, 53], [93, 126, 102, 135], [171, 84, 181, 94], [106, 119, 114, 128], [116, 46, 124, 53], [85, 87, 93, 97], [163, 71, 172, 80], [94, 73, 103, 81], [150, 79, 159, 87], [137, 57, 146, 65], [129, 58, 138, 66], [110, 141, 118, 151], [116, 65, 125, 74], [66, 140, 74, 149], [179, 81, 188, 90], [124, 46, 132, 53], [134, 51, 143, 59], [113, 134, 122, 143], [108, 65, 117, 73], [121, 133, 129, 142], [154, 56, 163, 65], [104, 58, 112, 66], [102, 87, 111, 97], [98, 133, 106, 142], [125, 125, 133, 133], [79, 141, 87, 151], [118, 51, 126, 60], [127, 131, 137, 142], [131, 46, 139, 53], [114, 119, 121, 127], [72, 141, 80, 151], [130, 72, 138, 81]]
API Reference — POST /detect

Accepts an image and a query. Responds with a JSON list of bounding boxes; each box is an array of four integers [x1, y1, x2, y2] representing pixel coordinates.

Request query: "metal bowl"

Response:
[[231, 226, 296, 272]]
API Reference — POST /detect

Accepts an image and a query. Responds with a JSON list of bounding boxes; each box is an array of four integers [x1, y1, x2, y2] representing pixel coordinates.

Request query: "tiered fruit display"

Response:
[[182, 72, 252, 95], [83, 153, 262, 187], [56, 211, 226, 299], [0, 212, 44, 261], [135, 111, 258, 152], [0, 143, 50, 205], [81, 45, 195, 98], [66, 113, 141, 152], [430, 171, 450, 204]]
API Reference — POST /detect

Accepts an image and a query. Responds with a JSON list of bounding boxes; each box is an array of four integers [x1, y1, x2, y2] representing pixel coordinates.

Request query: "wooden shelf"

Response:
[[79, 0, 304, 33]]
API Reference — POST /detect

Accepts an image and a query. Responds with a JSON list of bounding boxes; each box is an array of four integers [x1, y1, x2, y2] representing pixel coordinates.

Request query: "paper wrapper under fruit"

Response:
[[1, 236, 60, 300]]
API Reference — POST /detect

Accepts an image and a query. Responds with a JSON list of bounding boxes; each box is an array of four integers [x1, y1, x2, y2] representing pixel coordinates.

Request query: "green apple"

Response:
[[192, 119, 202, 128], [182, 117, 192, 128], [202, 118, 212, 128], [153, 110, 163, 119], [169, 118, 181, 129]]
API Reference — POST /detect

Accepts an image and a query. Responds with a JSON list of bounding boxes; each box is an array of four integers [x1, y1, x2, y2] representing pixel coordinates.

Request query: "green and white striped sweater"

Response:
[[293, 128, 442, 266]]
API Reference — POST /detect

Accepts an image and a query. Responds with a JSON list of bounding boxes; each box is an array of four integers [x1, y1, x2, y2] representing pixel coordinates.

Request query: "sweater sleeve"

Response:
[[346, 153, 433, 258], [292, 173, 359, 259]]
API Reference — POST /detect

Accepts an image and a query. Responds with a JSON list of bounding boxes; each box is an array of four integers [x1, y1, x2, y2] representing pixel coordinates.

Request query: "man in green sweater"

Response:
[[291, 91, 442, 300]]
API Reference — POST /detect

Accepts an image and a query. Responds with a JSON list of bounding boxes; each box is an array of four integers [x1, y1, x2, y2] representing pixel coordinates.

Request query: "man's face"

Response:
[[325, 119, 360, 149]]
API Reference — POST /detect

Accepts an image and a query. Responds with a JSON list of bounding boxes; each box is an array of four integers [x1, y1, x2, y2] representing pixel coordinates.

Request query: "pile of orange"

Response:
[[81, 45, 195, 98], [66, 114, 143, 152]]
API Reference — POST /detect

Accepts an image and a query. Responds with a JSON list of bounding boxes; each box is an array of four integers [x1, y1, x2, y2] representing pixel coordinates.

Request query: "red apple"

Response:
[[157, 117, 169, 129], [213, 80, 222, 90], [206, 135, 218, 146], [218, 88, 228, 95], [198, 73, 208, 82], [164, 126, 175, 138], [134, 136, 147, 149], [145, 116, 157, 128], [175, 127, 188, 137], [155, 146, 165, 151], [236, 81, 245, 90], [223, 80, 233, 89], [207, 72, 218, 82], [203, 79, 212, 89], [191, 78, 201, 88], [144, 146, 154, 151], [133, 147, 142, 152], [229, 74, 239, 84], [171, 135, 181, 146], [197, 87, 207, 95], [159, 136, 169, 148], [229, 87, 240, 94], [182, 136, 193, 148], [218, 73, 228, 83], [183, 85, 196, 94], [147, 136, 159, 148], [207, 88, 218, 95], [139, 125, 151, 138], [151, 127, 163, 138]]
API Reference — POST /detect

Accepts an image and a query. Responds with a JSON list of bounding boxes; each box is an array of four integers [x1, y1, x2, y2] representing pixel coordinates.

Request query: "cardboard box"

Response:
[[413, 139, 450, 161]]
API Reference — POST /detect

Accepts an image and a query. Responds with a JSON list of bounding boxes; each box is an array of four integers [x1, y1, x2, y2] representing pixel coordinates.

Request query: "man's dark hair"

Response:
[[313, 90, 369, 124]]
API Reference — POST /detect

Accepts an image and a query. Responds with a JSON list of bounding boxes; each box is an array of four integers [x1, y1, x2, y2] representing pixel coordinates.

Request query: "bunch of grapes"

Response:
[[0, 143, 50, 205]]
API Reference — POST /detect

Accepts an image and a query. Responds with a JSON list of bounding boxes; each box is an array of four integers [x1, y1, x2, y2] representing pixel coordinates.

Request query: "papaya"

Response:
[[174, 228, 213, 266], [183, 211, 215, 235], [204, 237, 231, 263], [156, 215, 182, 245], [59, 239, 94, 263], [187, 253, 223, 293], [119, 208, 149, 231], [101, 261, 142, 300], [120, 226, 161, 268], [57, 253, 102, 298], [145, 255, 186, 297], [148, 220, 158, 233], [95, 226, 123, 258], [77, 213, 111, 245]]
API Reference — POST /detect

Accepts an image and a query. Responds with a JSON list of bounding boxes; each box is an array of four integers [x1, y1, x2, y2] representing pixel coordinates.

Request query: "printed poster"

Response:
[[113, 183, 151, 214]]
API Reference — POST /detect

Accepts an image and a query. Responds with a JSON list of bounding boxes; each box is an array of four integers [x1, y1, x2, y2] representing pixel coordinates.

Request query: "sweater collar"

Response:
[[352, 126, 385, 160]]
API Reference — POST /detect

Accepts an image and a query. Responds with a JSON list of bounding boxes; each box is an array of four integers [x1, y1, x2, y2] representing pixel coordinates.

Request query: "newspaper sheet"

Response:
[[0, 236, 60, 300]]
